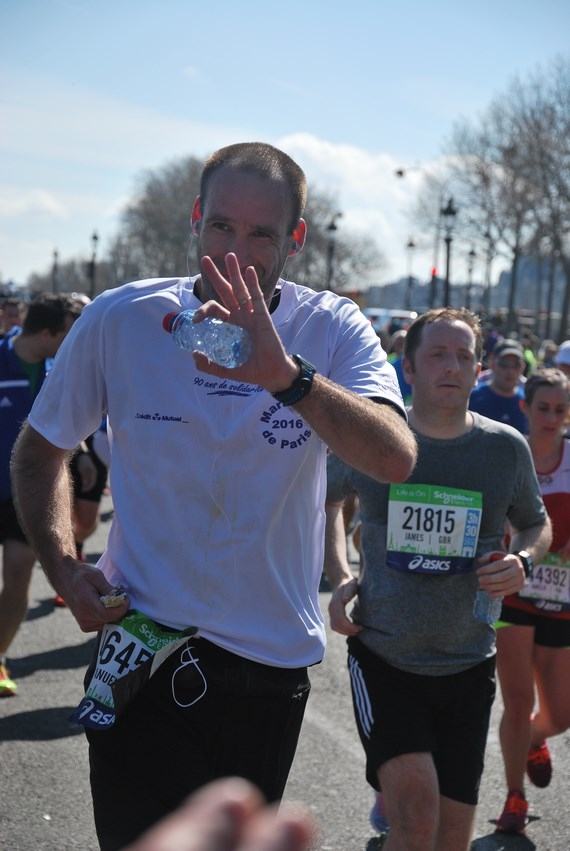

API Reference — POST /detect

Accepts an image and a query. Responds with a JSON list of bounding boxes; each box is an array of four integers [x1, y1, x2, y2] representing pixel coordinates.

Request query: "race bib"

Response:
[[519, 553, 570, 613], [386, 483, 482, 575], [69, 610, 197, 730]]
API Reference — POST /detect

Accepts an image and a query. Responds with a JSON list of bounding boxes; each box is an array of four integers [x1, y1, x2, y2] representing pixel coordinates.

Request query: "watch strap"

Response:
[[515, 550, 533, 579], [271, 354, 316, 407]]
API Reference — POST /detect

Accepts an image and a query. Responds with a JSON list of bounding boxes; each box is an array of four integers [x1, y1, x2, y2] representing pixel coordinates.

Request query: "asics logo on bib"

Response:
[[77, 699, 114, 728], [534, 600, 563, 613], [409, 555, 452, 572]]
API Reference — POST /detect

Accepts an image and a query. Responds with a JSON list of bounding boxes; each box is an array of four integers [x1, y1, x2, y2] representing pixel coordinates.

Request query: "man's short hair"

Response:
[[404, 308, 483, 367], [22, 293, 83, 335], [200, 142, 307, 233]]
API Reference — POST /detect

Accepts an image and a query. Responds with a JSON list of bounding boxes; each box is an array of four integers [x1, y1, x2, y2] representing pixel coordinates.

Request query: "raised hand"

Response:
[[192, 254, 297, 393]]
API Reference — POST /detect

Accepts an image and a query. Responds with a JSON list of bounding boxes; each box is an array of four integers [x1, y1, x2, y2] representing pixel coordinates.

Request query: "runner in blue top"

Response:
[[469, 339, 528, 434], [0, 293, 81, 696]]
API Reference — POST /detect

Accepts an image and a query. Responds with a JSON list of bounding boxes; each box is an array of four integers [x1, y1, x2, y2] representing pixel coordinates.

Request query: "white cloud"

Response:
[[0, 186, 124, 221], [0, 188, 68, 219], [0, 71, 242, 172], [0, 78, 489, 288]]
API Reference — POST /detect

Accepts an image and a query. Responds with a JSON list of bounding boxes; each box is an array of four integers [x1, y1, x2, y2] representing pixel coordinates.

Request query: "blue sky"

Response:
[[2, 0, 569, 290]]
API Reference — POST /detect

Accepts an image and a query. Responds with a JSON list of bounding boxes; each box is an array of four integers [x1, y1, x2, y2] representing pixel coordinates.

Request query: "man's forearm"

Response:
[[295, 376, 417, 484], [324, 502, 356, 589], [510, 518, 553, 566], [11, 423, 77, 576]]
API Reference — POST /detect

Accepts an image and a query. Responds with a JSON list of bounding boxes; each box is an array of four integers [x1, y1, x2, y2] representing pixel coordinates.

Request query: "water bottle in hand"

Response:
[[163, 310, 252, 369], [473, 552, 503, 624]]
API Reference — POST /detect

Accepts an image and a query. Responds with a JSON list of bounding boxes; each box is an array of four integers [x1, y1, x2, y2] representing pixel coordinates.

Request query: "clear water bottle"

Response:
[[473, 552, 503, 624], [163, 310, 252, 369]]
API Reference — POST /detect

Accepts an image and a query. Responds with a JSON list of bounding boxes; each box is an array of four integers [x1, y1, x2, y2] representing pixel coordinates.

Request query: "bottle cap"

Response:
[[162, 312, 178, 332]]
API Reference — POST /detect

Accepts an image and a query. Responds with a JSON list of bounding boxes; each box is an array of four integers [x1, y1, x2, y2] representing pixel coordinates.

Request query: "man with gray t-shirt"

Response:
[[325, 308, 551, 851]]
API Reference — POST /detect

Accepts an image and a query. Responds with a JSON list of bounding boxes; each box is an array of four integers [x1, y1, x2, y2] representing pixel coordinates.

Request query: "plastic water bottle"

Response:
[[163, 310, 252, 368], [473, 552, 504, 624]]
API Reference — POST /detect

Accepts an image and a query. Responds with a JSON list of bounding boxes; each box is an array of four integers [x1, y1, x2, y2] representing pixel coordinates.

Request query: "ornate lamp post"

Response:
[[406, 238, 415, 311], [88, 231, 99, 300], [441, 198, 458, 306]]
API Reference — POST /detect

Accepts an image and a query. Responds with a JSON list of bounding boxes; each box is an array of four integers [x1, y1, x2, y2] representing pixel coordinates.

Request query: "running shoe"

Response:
[[495, 790, 528, 834], [54, 594, 67, 607], [526, 741, 552, 787], [0, 662, 17, 697], [369, 791, 389, 834]]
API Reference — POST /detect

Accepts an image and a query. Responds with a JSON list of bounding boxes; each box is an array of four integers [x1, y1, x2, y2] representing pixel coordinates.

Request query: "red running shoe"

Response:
[[54, 594, 67, 607], [496, 790, 528, 834], [527, 741, 552, 787]]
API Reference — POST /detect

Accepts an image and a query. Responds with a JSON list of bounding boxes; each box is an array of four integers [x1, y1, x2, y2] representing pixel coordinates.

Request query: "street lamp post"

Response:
[[52, 249, 59, 294], [395, 166, 443, 309], [88, 231, 99, 300], [326, 214, 342, 290], [466, 247, 476, 311], [441, 198, 457, 307], [406, 238, 415, 311], [482, 229, 496, 315]]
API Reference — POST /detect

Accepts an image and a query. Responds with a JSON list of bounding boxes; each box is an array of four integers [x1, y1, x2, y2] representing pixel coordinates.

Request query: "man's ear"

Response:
[[191, 198, 202, 233], [288, 219, 307, 256], [402, 356, 414, 383]]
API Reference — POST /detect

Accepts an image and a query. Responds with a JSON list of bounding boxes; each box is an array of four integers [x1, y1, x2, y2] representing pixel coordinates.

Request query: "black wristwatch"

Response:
[[514, 550, 534, 579], [272, 355, 316, 407]]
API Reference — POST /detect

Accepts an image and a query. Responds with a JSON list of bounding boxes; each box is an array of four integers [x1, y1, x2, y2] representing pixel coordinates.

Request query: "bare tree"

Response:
[[23, 155, 387, 300], [108, 156, 204, 283], [432, 59, 570, 336], [408, 56, 570, 335], [286, 187, 385, 291], [504, 57, 570, 340]]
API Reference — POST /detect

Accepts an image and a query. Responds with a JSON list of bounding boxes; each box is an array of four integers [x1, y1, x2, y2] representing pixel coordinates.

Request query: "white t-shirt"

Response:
[[29, 276, 404, 667]]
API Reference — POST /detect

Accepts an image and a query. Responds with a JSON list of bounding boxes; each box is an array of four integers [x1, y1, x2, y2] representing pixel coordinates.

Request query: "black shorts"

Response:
[[0, 498, 29, 544], [86, 638, 311, 850], [347, 636, 496, 805], [70, 435, 108, 503], [499, 604, 570, 648]]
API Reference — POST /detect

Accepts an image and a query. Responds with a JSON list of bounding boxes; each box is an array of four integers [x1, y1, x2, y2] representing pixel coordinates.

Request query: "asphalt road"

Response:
[[1, 494, 568, 850]]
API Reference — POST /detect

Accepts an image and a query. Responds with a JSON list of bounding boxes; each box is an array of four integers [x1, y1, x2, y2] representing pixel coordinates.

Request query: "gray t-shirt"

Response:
[[327, 412, 547, 676]]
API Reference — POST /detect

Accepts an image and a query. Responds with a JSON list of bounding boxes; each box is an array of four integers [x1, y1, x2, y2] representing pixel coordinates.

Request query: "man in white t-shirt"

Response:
[[11, 142, 417, 850]]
